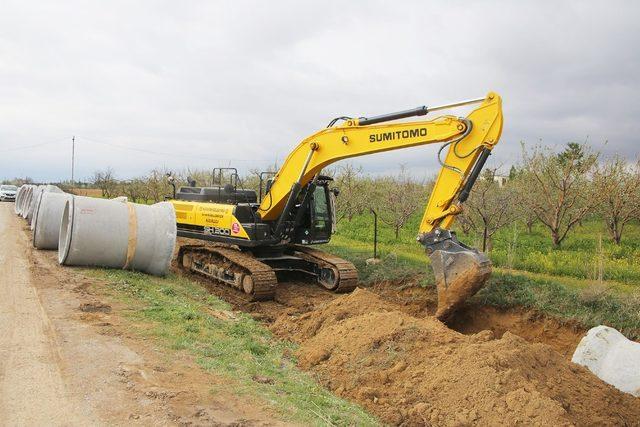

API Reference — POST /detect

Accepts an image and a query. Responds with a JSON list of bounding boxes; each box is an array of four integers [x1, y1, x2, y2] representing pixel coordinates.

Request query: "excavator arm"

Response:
[[259, 92, 503, 320]]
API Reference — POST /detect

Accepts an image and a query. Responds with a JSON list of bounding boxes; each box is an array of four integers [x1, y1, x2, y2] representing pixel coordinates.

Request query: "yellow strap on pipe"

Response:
[[124, 202, 138, 270]]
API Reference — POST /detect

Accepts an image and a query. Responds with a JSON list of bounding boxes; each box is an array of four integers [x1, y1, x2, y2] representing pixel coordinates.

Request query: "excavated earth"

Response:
[[180, 254, 640, 426], [271, 288, 640, 425]]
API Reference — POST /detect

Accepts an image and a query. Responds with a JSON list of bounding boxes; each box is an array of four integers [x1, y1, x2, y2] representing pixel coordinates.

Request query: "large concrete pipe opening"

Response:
[[26, 185, 46, 225], [30, 185, 64, 231], [15, 185, 26, 215], [58, 196, 176, 276], [20, 186, 34, 219], [14, 185, 28, 215], [33, 192, 73, 249], [22, 186, 35, 216]]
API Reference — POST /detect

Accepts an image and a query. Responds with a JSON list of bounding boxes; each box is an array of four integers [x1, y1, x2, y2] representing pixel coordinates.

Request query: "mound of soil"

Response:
[[273, 288, 640, 426]]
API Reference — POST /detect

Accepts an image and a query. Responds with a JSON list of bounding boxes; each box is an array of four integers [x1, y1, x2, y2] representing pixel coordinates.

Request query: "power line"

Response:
[[0, 138, 68, 153]]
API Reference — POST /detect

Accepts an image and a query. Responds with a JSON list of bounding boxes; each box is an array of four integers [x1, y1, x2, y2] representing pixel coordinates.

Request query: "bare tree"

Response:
[[507, 164, 537, 232], [594, 156, 640, 244], [183, 167, 213, 187], [242, 164, 280, 197], [376, 166, 427, 239], [458, 168, 519, 251], [121, 178, 149, 203], [145, 168, 172, 203], [518, 142, 599, 248], [12, 177, 34, 186], [333, 163, 368, 222], [91, 167, 118, 198]]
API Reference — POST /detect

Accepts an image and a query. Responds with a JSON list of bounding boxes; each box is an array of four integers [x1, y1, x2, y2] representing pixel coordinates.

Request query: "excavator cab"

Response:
[[292, 177, 336, 245]]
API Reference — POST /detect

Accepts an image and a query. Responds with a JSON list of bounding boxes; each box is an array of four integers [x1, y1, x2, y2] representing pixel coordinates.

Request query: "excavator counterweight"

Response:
[[169, 92, 503, 320]]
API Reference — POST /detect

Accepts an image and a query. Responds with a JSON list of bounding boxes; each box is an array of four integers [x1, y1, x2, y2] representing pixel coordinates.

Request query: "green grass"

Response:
[[334, 213, 640, 286], [88, 269, 379, 427], [478, 272, 640, 340]]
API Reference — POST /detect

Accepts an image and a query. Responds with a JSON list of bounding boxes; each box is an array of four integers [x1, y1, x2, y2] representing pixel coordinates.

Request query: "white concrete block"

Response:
[[572, 325, 640, 396]]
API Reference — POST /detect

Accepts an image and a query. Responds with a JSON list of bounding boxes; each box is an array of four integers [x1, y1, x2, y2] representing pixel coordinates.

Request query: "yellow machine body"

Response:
[[170, 200, 250, 240]]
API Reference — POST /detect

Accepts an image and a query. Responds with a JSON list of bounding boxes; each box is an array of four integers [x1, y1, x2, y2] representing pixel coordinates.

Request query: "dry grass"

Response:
[[68, 188, 103, 197]]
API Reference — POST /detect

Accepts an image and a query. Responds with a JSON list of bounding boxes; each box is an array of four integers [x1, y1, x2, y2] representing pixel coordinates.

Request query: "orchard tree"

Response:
[[145, 168, 172, 202], [594, 157, 640, 244], [183, 167, 214, 187], [13, 177, 34, 186], [458, 168, 519, 251], [121, 178, 149, 203], [376, 166, 427, 239], [518, 143, 599, 248], [91, 167, 118, 198], [333, 163, 368, 222]]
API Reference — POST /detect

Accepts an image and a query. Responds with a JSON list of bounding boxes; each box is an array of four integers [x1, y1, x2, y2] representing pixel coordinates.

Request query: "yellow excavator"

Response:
[[170, 92, 503, 320]]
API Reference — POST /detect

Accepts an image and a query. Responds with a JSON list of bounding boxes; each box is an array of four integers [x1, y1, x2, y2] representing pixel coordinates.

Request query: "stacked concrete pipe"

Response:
[[14, 185, 27, 215], [20, 186, 34, 218], [16, 185, 26, 215], [30, 185, 64, 231], [58, 196, 176, 276], [16, 185, 25, 215], [32, 191, 73, 249], [26, 185, 45, 224]]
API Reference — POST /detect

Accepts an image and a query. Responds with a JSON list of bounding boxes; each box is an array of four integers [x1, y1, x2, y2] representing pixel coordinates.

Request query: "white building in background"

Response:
[[493, 175, 509, 187], [478, 174, 509, 187]]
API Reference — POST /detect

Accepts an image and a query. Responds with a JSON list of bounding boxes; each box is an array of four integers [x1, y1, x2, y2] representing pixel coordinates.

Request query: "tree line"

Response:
[[333, 142, 640, 249], [82, 141, 640, 249]]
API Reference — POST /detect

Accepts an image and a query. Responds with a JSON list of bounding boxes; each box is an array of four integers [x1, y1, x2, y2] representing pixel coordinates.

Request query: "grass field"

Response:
[[334, 212, 640, 286]]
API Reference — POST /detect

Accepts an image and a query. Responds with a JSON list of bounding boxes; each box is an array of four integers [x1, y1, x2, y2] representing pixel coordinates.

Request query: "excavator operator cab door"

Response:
[[294, 180, 335, 245]]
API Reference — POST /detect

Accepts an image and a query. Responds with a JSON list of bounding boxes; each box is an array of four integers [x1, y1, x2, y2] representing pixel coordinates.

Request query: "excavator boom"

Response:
[[258, 92, 504, 319]]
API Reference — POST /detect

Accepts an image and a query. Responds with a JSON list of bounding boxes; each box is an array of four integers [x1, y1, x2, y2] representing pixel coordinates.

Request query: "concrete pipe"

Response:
[[20, 186, 34, 219], [58, 196, 176, 276], [14, 186, 27, 215], [23, 186, 36, 217], [30, 185, 64, 231], [15, 185, 26, 215], [32, 192, 73, 249], [26, 185, 46, 225]]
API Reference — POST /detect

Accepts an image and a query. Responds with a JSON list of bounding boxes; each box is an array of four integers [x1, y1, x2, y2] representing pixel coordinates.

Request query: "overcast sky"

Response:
[[1, 1, 638, 182]]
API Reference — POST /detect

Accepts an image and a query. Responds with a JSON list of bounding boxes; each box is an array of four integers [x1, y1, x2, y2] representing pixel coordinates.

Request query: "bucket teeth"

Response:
[[421, 229, 492, 321]]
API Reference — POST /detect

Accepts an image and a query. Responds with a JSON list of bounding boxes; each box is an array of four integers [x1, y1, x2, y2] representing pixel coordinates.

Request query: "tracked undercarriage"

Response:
[[177, 244, 358, 301]]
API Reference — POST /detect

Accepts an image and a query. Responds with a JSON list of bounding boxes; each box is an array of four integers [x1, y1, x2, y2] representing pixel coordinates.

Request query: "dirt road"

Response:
[[0, 205, 95, 424], [0, 203, 283, 426]]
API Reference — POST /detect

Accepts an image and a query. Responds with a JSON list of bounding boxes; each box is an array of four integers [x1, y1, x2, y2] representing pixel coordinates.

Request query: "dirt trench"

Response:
[[184, 265, 640, 425], [195, 272, 584, 358]]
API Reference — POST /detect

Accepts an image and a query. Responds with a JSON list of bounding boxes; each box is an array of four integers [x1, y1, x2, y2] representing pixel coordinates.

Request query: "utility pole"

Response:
[[71, 135, 75, 185]]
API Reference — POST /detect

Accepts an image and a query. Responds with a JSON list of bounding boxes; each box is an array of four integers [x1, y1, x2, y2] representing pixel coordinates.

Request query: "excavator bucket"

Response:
[[423, 230, 492, 321]]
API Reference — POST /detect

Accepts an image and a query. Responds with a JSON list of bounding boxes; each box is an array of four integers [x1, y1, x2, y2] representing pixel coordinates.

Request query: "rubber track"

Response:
[[289, 245, 359, 293], [179, 245, 277, 301]]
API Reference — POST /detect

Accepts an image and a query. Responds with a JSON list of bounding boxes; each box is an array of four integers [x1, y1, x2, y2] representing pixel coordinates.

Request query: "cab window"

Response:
[[312, 186, 330, 234]]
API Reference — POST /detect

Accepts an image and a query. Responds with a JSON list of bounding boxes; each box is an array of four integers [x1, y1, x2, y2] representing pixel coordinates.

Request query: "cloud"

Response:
[[0, 0, 638, 182]]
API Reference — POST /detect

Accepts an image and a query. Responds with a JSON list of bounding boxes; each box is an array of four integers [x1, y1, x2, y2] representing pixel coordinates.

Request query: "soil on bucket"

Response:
[[271, 289, 640, 426]]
